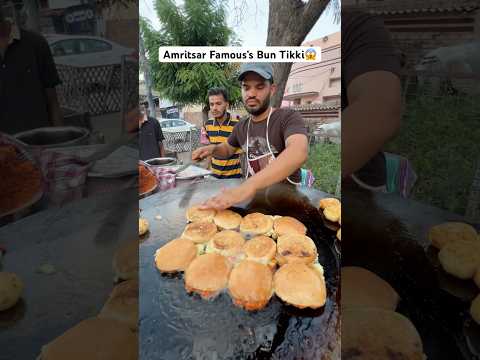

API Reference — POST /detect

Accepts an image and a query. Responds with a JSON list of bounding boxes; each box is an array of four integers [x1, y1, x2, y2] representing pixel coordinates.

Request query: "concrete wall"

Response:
[[344, 1, 480, 67], [103, 2, 138, 50], [386, 13, 479, 67], [105, 19, 138, 50]]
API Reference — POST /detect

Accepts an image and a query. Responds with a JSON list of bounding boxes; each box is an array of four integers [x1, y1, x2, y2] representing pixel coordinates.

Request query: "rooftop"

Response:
[[344, 0, 479, 14]]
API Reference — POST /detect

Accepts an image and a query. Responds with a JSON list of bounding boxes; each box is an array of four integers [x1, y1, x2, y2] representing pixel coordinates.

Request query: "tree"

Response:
[[139, 34, 156, 117], [267, 0, 340, 107], [141, 0, 242, 120]]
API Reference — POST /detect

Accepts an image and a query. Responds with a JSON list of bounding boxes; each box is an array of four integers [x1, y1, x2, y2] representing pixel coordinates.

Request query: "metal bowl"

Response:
[[144, 157, 177, 167], [139, 163, 159, 199], [0, 134, 45, 225], [14, 126, 90, 149]]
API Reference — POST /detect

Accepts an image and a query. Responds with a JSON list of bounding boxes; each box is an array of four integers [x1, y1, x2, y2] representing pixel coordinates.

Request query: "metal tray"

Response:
[[139, 165, 158, 199], [144, 157, 177, 167]]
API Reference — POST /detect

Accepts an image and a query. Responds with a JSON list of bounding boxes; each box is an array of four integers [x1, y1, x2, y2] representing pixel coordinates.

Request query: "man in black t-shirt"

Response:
[[342, 10, 402, 191], [0, 4, 62, 134], [192, 63, 308, 210], [139, 105, 165, 161]]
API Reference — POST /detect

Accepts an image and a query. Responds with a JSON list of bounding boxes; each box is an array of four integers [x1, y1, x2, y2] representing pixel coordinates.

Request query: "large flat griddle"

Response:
[[0, 189, 138, 360], [342, 187, 480, 359], [139, 180, 340, 360]]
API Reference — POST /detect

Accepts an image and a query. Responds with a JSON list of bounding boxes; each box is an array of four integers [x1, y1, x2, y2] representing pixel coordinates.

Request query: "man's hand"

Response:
[[199, 183, 256, 210], [192, 145, 214, 161]]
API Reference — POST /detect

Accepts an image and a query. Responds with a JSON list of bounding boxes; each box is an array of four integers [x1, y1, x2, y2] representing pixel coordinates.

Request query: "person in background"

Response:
[[203, 87, 243, 179], [0, 2, 62, 134], [342, 10, 402, 191], [139, 104, 165, 161], [192, 63, 308, 210]]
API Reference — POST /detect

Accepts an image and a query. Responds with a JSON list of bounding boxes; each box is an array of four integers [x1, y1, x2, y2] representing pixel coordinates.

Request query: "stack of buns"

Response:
[[0, 272, 23, 312], [341, 266, 425, 359], [428, 221, 480, 325], [139, 217, 149, 237], [319, 198, 341, 241], [153, 205, 328, 311]]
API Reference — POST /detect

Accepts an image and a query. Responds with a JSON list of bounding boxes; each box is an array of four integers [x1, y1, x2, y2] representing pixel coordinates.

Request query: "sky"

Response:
[[139, 0, 340, 46]]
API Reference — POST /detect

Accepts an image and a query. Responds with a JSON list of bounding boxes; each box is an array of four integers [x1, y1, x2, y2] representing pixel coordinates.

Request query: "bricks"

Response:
[[348, 1, 479, 65]]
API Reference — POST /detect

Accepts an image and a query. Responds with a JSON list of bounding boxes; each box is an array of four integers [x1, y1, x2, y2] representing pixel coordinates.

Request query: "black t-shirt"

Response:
[[228, 108, 307, 183], [342, 10, 402, 186], [0, 29, 61, 134], [139, 117, 165, 161]]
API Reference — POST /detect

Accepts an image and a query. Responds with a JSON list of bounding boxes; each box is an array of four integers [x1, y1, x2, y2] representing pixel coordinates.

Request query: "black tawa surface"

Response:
[[139, 180, 340, 360], [343, 187, 480, 359]]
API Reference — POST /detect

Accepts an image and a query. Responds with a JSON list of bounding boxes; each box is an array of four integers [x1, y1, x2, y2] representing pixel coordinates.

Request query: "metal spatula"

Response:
[[174, 159, 200, 174]]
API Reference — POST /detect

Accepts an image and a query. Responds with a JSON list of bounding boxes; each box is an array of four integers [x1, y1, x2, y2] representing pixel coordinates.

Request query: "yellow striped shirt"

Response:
[[205, 113, 242, 178]]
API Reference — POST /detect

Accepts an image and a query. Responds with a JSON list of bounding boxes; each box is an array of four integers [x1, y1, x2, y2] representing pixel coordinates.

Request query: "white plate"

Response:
[[45, 144, 138, 178], [168, 164, 213, 180]]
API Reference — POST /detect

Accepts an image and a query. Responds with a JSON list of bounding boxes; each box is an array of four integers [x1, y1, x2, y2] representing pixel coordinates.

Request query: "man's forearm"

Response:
[[244, 145, 307, 192], [159, 143, 165, 157], [211, 143, 234, 159], [46, 88, 63, 126], [342, 100, 401, 177]]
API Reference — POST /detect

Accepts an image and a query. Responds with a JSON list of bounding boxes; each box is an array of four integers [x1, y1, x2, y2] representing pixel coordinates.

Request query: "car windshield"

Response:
[[51, 39, 79, 56]]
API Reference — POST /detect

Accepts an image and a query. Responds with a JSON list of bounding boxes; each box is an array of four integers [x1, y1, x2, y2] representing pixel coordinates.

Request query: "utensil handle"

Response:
[[139, 160, 150, 168]]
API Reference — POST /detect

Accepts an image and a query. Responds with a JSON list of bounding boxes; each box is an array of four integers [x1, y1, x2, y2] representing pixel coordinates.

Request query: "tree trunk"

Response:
[[139, 34, 156, 118], [22, 0, 41, 32], [267, 0, 330, 107], [202, 106, 209, 126]]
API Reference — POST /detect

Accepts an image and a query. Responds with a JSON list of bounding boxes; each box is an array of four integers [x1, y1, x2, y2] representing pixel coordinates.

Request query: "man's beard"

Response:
[[214, 110, 226, 120], [244, 95, 271, 116]]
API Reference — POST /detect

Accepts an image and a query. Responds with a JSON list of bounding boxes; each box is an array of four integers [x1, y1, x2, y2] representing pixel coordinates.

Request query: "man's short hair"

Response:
[[207, 87, 229, 102]]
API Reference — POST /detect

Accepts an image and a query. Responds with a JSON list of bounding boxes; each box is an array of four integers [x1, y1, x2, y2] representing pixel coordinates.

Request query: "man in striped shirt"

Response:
[[204, 87, 243, 179]]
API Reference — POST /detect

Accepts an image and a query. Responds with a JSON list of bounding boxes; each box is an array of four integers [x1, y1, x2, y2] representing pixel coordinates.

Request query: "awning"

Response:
[[283, 91, 319, 101]]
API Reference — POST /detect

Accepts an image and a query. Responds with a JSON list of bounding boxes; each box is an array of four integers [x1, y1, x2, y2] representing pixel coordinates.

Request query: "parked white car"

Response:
[[159, 118, 197, 133], [45, 34, 136, 67]]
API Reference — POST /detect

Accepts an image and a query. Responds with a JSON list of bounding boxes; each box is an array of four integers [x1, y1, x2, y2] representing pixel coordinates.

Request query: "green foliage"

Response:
[[305, 142, 341, 195], [385, 91, 480, 215], [140, 0, 241, 107]]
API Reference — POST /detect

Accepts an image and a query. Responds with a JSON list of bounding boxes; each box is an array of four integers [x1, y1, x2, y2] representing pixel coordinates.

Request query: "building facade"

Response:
[[343, 0, 480, 68], [282, 31, 341, 107]]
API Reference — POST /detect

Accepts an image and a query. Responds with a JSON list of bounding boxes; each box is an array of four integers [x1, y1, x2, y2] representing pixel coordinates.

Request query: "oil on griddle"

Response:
[[139, 183, 340, 360], [342, 187, 477, 359]]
